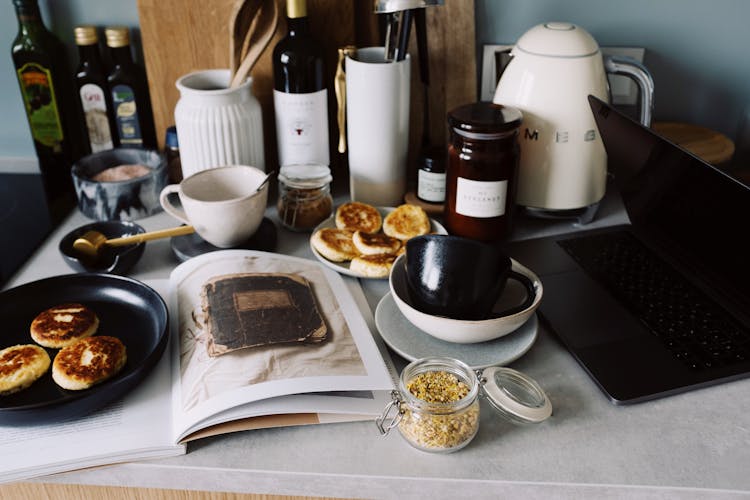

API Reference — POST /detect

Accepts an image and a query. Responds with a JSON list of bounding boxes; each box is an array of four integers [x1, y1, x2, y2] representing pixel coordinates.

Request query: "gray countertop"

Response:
[[6, 187, 749, 500]]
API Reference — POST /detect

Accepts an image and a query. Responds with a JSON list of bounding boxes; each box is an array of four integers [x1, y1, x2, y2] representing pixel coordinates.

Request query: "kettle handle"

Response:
[[604, 55, 655, 127]]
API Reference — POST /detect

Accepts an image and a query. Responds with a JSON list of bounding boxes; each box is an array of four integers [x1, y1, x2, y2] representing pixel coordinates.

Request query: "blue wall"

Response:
[[3, 1, 749, 164], [476, 0, 750, 163]]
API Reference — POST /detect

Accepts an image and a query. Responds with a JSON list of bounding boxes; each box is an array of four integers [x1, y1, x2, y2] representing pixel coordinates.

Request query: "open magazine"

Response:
[[0, 250, 398, 483]]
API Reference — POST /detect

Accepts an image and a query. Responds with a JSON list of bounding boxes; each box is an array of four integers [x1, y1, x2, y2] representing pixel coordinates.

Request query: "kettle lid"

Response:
[[516, 22, 599, 58]]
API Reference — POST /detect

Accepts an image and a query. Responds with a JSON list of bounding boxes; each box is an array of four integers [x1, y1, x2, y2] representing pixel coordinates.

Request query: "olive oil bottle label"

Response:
[[80, 83, 113, 153], [16, 62, 64, 151], [455, 177, 508, 218], [112, 84, 143, 146], [273, 89, 329, 166]]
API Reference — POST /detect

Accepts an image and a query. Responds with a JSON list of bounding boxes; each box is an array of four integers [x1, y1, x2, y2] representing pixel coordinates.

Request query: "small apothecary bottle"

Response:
[[444, 102, 523, 242], [376, 357, 551, 453], [416, 145, 447, 204], [277, 164, 333, 231]]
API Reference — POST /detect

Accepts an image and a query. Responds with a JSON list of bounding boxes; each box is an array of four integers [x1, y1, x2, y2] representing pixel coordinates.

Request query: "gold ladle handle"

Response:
[[335, 46, 357, 154], [106, 225, 195, 247]]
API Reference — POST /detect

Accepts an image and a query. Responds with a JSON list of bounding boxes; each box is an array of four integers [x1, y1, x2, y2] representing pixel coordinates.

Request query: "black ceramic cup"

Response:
[[405, 234, 535, 320]]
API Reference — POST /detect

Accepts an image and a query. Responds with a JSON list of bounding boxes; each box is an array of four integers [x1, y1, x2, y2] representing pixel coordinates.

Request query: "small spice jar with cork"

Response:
[[376, 357, 551, 453], [277, 164, 333, 231]]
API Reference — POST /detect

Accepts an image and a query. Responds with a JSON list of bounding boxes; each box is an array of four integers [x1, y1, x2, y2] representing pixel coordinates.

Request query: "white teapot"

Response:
[[493, 22, 654, 221]]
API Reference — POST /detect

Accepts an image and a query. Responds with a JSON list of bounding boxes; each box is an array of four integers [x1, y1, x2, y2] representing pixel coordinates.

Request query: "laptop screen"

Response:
[[588, 95, 750, 302]]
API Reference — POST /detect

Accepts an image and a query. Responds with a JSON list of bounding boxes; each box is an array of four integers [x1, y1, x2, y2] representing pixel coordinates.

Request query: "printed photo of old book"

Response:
[[202, 273, 328, 357], [176, 252, 370, 412]]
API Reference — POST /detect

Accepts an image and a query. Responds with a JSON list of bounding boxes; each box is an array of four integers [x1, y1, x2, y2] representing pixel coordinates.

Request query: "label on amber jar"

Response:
[[455, 177, 507, 218], [418, 169, 446, 203]]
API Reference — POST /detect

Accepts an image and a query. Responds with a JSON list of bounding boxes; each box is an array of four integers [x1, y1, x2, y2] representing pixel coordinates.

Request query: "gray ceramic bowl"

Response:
[[59, 220, 146, 274], [71, 148, 168, 221]]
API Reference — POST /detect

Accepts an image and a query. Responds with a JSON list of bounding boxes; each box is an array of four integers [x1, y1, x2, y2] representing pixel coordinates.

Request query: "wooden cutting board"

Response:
[[651, 121, 735, 165], [135, 0, 476, 183]]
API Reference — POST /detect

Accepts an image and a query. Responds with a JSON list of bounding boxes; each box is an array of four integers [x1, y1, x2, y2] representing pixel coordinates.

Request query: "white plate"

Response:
[[309, 206, 448, 279], [375, 292, 538, 369]]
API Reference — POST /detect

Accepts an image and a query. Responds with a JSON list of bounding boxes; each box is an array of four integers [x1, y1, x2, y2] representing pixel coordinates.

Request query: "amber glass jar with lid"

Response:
[[376, 357, 551, 453], [277, 164, 333, 231], [444, 102, 523, 242]]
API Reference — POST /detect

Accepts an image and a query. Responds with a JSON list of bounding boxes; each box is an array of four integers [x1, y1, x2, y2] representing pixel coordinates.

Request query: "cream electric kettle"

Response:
[[493, 22, 654, 222]]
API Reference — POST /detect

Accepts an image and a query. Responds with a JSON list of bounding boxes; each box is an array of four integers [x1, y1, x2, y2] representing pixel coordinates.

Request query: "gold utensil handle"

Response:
[[335, 46, 357, 154], [106, 225, 195, 247]]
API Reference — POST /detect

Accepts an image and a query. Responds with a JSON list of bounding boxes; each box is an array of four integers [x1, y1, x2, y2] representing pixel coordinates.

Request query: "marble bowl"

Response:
[[389, 253, 543, 344], [59, 220, 146, 274], [71, 147, 168, 221]]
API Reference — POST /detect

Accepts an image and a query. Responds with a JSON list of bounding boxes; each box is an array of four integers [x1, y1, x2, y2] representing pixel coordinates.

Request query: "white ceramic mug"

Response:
[[174, 69, 265, 178], [345, 47, 410, 207], [159, 165, 268, 248]]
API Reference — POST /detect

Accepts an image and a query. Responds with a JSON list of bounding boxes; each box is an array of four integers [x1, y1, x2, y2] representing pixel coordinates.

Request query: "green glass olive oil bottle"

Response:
[[11, 0, 78, 204]]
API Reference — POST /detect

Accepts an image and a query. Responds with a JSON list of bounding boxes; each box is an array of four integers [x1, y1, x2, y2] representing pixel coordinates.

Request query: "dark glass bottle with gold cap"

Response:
[[272, 0, 329, 168], [11, 0, 78, 205], [74, 25, 115, 154], [105, 26, 156, 149]]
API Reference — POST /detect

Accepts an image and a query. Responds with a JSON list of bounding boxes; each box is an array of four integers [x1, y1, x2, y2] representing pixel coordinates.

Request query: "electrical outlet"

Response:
[[480, 44, 646, 105]]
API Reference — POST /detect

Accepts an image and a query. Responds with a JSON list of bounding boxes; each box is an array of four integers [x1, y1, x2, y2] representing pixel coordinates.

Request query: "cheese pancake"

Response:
[[352, 230, 402, 256], [52, 336, 127, 391], [311, 228, 359, 262], [30, 303, 99, 348], [335, 202, 382, 233], [382, 204, 431, 241], [0, 344, 51, 396], [350, 253, 397, 278]]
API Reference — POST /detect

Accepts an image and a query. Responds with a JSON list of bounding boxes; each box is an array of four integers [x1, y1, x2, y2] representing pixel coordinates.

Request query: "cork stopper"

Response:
[[74, 25, 98, 46], [104, 26, 130, 48]]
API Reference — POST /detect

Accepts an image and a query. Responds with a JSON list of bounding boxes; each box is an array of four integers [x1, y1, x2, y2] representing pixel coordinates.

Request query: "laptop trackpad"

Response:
[[539, 270, 651, 349]]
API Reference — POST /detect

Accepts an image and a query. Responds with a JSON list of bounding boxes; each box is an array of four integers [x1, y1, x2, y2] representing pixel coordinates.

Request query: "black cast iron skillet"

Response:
[[0, 273, 168, 425]]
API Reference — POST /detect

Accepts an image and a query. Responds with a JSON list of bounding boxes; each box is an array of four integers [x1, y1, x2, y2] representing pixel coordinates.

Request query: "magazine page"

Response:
[[169, 250, 396, 442], [0, 280, 184, 484]]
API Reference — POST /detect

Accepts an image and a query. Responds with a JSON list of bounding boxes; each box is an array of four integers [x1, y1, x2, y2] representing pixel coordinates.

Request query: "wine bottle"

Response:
[[105, 26, 156, 149], [74, 25, 115, 154], [272, 0, 330, 167], [11, 0, 78, 204]]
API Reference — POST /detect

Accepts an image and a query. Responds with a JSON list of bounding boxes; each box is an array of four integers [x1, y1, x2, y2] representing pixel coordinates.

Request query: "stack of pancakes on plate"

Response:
[[312, 202, 431, 278]]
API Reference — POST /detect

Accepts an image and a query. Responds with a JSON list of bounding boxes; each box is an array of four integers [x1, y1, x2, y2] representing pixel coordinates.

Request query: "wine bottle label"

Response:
[[273, 89, 330, 166], [16, 62, 64, 150], [455, 177, 508, 218], [112, 84, 143, 146], [80, 83, 113, 153], [418, 169, 446, 203]]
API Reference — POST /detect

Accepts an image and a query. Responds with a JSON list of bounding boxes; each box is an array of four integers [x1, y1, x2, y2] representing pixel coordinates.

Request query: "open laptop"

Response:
[[504, 95, 750, 404]]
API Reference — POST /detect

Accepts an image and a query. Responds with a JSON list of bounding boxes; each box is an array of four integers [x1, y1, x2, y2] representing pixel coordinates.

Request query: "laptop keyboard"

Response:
[[558, 230, 750, 371]]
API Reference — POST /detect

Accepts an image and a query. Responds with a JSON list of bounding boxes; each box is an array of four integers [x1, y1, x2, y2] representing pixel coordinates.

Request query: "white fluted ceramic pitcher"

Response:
[[174, 69, 265, 177]]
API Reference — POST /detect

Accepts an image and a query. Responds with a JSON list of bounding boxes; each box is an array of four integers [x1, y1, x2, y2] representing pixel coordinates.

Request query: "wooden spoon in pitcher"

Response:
[[229, 0, 279, 88]]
